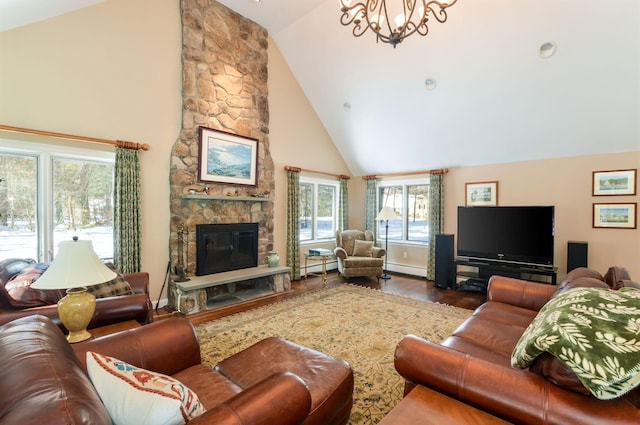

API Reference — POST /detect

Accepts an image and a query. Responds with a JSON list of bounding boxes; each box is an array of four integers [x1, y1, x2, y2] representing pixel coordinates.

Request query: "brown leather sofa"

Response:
[[393, 269, 640, 425], [0, 314, 353, 425], [0, 257, 153, 329]]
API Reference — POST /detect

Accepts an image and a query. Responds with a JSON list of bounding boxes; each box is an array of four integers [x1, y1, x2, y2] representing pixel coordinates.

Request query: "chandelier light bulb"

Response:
[[394, 13, 406, 29]]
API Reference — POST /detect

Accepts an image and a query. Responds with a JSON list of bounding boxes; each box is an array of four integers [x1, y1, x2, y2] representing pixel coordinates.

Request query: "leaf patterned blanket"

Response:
[[511, 287, 640, 400]]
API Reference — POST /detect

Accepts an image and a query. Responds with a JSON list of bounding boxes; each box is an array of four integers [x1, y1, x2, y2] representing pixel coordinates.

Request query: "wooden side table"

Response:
[[378, 385, 511, 425], [86, 320, 141, 340], [304, 252, 333, 286]]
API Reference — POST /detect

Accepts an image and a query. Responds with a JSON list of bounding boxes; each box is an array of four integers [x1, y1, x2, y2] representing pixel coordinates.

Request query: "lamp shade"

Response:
[[31, 238, 116, 290], [376, 206, 397, 221]]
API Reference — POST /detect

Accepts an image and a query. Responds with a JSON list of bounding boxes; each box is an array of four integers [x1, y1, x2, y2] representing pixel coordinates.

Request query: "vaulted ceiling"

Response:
[[3, 1, 639, 175], [217, 0, 640, 175]]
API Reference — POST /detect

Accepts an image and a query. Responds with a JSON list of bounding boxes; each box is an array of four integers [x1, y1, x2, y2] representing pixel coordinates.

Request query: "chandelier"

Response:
[[339, 0, 458, 48]]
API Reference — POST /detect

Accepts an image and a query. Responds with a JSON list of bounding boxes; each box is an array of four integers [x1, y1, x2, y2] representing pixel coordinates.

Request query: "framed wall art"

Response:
[[593, 203, 637, 229], [465, 181, 499, 206], [592, 169, 636, 196], [198, 126, 258, 186]]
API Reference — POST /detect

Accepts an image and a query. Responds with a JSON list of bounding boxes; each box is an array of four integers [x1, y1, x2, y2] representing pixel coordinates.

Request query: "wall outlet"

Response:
[[403, 251, 408, 259]]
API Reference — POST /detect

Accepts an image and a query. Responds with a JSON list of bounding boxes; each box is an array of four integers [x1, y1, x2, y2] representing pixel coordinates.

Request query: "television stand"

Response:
[[455, 258, 557, 293]]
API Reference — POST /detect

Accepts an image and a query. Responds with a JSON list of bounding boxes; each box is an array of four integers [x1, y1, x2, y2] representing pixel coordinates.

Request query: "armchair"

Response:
[[334, 229, 385, 281]]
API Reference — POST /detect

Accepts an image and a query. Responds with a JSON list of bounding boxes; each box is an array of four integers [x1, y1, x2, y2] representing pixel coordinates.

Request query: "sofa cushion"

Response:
[[352, 240, 374, 257], [4, 263, 66, 307], [552, 276, 609, 298], [0, 315, 111, 425], [604, 266, 632, 290], [0, 257, 36, 284], [87, 351, 206, 425], [86, 263, 133, 298], [529, 353, 591, 395]]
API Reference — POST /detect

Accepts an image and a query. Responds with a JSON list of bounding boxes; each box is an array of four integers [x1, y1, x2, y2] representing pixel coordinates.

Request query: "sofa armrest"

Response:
[[123, 272, 149, 295], [371, 247, 385, 258], [0, 293, 153, 329], [334, 247, 348, 260], [394, 335, 640, 425], [73, 317, 200, 376], [486, 275, 556, 312], [189, 372, 311, 425]]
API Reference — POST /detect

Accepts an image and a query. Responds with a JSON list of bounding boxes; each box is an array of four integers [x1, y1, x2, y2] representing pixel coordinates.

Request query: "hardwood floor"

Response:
[[183, 271, 486, 325]]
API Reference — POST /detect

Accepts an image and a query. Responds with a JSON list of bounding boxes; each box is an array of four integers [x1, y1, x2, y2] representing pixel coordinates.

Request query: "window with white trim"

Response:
[[377, 178, 430, 243], [0, 140, 115, 262], [299, 177, 339, 242]]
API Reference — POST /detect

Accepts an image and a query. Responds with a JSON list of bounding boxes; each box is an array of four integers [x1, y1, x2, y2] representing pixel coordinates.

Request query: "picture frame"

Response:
[[465, 181, 499, 206], [198, 126, 258, 186], [592, 169, 636, 196], [593, 203, 637, 229]]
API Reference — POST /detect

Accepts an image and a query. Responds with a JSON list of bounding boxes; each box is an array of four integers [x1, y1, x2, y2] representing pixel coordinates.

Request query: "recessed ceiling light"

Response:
[[425, 78, 437, 90], [539, 42, 557, 59]]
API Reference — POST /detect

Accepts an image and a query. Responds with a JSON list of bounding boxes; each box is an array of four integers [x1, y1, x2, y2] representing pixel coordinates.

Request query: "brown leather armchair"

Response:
[[0, 258, 153, 329], [0, 315, 311, 425]]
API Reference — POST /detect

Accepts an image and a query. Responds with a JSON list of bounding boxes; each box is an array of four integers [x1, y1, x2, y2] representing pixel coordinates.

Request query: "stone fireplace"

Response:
[[169, 1, 275, 278]]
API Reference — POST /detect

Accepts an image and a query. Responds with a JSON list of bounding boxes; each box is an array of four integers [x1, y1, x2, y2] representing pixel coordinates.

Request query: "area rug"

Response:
[[195, 284, 473, 425]]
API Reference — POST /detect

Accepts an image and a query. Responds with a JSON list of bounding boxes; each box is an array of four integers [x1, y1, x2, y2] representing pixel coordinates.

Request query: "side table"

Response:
[[378, 385, 511, 425], [304, 252, 334, 286], [85, 320, 141, 340]]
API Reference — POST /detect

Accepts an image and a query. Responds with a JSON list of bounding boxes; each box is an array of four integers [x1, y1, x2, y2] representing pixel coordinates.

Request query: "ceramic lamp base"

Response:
[[57, 287, 96, 343]]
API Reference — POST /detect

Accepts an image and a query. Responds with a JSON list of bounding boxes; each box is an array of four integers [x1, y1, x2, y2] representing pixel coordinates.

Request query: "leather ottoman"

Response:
[[215, 336, 354, 425]]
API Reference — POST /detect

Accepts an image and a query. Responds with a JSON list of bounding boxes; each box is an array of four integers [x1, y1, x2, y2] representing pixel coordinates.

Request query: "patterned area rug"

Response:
[[195, 284, 473, 425]]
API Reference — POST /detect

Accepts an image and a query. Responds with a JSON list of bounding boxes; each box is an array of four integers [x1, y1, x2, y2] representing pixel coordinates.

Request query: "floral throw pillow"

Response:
[[86, 351, 205, 425]]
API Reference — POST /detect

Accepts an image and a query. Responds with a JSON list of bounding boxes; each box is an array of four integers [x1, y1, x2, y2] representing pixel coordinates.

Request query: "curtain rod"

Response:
[[284, 165, 350, 180], [362, 168, 448, 179], [0, 124, 150, 151]]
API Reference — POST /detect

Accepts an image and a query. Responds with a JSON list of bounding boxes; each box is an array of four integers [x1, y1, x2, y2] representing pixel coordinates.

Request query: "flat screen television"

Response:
[[457, 206, 555, 268]]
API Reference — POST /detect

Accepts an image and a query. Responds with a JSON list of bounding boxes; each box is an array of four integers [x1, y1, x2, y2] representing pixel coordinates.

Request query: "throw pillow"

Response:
[[86, 351, 205, 425], [353, 240, 374, 257], [4, 263, 67, 307], [86, 263, 133, 298]]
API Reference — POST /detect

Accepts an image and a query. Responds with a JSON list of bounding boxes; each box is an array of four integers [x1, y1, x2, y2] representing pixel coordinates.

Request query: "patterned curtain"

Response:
[[338, 177, 349, 232], [113, 147, 141, 273], [364, 178, 378, 237], [426, 173, 444, 280], [286, 169, 301, 280]]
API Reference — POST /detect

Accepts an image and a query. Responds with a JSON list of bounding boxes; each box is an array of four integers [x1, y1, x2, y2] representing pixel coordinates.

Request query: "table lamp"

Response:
[[31, 237, 117, 343], [376, 206, 398, 280]]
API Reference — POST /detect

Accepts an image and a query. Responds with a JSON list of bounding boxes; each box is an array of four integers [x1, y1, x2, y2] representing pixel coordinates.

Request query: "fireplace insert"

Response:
[[196, 223, 259, 276]]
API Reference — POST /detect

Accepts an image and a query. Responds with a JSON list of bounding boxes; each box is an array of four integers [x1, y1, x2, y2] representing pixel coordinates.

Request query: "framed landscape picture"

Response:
[[198, 127, 258, 186], [593, 203, 637, 229], [592, 169, 636, 196], [465, 181, 499, 206]]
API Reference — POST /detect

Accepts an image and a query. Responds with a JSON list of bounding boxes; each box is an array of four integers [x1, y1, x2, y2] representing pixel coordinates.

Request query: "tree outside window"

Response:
[[299, 178, 338, 242], [378, 181, 430, 243], [0, 144, 114, 261]]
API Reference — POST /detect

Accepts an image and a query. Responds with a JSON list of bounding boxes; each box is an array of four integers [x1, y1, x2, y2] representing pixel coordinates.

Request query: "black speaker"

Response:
[[567, 241, 588, 273], [434, 234, 455, 289]]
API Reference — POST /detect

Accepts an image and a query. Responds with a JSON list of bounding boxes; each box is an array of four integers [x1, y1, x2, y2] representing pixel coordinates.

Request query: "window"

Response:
[[299, 177, 338, 242], [378, 179, 430, 243], [0, 140, 115, 262]]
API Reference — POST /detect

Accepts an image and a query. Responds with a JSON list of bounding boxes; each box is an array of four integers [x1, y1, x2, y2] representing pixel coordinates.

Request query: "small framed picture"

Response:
[[593, 203, 637, 229], [592, 169, 636, 196], [465, 181, 499, 206], [198, 126, 259, 186]]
